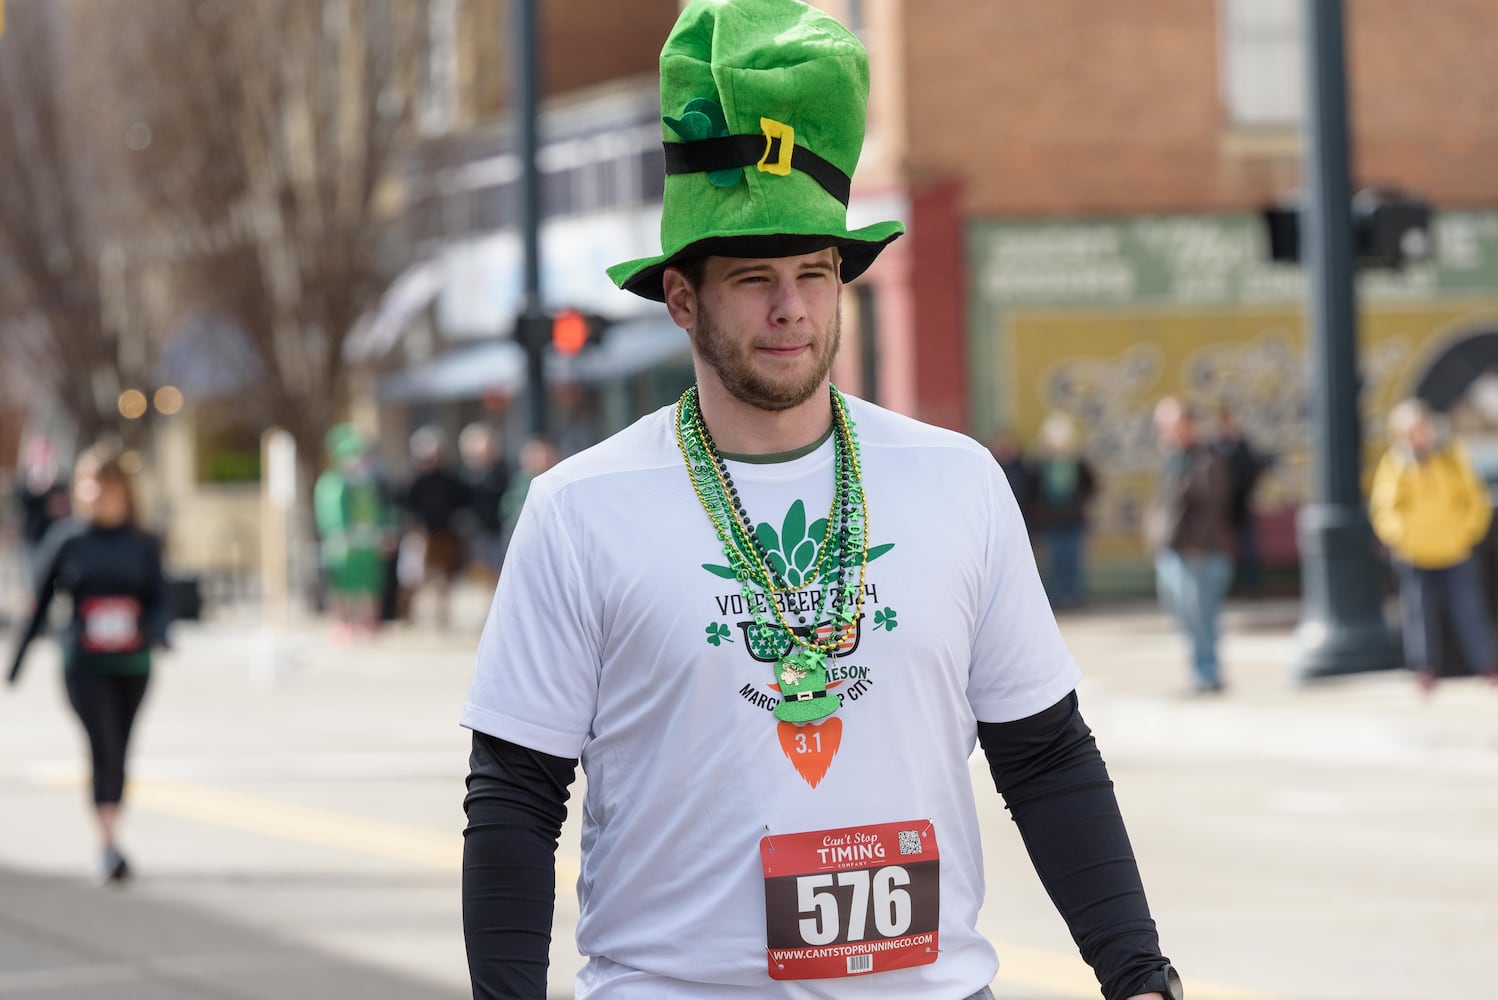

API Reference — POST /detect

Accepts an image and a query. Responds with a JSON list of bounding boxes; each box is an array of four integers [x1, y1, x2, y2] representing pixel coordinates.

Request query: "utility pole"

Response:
[[512, 0, 549, 437], [1292, 0, 1402, 680]]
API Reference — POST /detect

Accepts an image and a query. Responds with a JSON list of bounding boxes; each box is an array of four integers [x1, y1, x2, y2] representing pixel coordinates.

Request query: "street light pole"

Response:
[[1292, 0, 1402, 680], [512, 0, 549, 438]]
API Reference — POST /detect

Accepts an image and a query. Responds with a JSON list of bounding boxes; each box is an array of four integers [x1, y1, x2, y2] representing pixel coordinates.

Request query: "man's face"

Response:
[[1153, 402, 1195, 448], [669, 249, 842, 413]]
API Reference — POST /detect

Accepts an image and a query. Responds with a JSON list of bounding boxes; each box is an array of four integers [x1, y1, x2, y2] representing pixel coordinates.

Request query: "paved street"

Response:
[[2, 586, 1495, 999]]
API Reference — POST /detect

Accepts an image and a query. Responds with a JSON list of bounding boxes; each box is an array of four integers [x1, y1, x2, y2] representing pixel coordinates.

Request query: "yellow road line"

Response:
[[34, 773, 581, 883], [131, 779, 466, 871], [33, 774, 1281, 1000]]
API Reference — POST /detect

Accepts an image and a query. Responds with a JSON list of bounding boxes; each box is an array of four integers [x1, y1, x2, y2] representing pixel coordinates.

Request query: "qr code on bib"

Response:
[[897, 829, 922, 856]]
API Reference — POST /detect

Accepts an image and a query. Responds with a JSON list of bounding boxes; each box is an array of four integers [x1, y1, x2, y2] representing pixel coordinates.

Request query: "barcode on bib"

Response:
[[898, 829, 922, 855], [847, 954, 873, 974]]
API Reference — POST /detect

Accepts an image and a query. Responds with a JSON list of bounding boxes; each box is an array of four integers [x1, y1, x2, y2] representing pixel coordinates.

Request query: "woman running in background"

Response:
[[7, 445, 171, 883]]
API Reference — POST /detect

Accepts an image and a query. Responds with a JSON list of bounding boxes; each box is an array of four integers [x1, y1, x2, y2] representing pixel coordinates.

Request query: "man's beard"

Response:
[[691, 302, 841, 413]]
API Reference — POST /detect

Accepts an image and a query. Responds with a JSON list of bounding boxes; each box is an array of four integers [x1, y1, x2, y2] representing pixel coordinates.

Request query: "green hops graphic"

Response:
[[701, 500, 895, 581], [705, 622, 734, 646], [873, 608, 898, 632]]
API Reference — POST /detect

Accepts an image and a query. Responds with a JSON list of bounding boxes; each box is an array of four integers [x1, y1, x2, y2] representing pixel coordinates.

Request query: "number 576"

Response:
[[797, 867, 911, 945]]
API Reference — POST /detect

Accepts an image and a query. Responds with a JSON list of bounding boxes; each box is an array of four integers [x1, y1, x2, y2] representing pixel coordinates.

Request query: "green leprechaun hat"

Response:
[[606, 0, 904, 301]]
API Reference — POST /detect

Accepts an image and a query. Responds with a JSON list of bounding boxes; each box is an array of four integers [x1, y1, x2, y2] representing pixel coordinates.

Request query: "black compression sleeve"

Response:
[[462, 730, 578, 1000], [977, 692, 1167, 1000]]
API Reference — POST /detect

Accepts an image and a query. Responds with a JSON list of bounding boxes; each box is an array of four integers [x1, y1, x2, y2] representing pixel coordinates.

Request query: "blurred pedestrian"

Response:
[[13, 437, 72, 574], [499, 435, 557, 547], [1028, 412, 1096, 609], [1369, 399, 1498, 692], [987, 428, 1032, 520], [399, 425, 472, 629], [458, 422, 511, 588], [6, 444, 171, 883], [314, 424, 392, 639], [1146, 398, 1235, 694], [1215, 405, 1272, 597], [460, 3, 1181, 998]]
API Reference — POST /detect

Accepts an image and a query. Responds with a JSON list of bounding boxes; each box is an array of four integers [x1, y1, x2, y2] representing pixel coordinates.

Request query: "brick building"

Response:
[[868, 0, 1498, 587]]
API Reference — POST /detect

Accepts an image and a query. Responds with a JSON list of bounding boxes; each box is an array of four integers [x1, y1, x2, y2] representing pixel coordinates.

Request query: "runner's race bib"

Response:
[[80, 597, 143, 653], [760, 819, 940, 980]]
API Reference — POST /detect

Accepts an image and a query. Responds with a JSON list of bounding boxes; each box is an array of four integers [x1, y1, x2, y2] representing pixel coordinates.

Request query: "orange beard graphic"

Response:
[[776, 717, 843, 789]]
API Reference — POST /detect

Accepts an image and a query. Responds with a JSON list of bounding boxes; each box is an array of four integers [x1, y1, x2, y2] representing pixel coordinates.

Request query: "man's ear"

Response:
[[663, 268, 697, 331]]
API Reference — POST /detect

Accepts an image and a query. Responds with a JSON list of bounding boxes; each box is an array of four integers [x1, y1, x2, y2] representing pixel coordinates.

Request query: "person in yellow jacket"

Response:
[[1369, 399, 1498, 691]]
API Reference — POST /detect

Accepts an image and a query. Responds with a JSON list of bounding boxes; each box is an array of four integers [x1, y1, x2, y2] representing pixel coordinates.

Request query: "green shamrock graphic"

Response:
[[705, 622, 734, 646], [702, 499, 895, 582], [873, 608, 898, 632]]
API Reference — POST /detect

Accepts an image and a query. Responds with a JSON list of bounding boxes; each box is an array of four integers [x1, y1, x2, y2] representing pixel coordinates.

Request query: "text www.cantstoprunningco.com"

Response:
[[770, 933, 934, 961]]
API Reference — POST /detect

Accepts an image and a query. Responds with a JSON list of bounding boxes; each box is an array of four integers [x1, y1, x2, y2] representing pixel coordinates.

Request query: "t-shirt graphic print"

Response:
[[699, 497, 896, 788]]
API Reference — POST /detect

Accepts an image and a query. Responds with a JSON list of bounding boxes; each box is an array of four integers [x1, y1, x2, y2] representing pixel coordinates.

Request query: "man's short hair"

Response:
[[669, 256, 707, 291]]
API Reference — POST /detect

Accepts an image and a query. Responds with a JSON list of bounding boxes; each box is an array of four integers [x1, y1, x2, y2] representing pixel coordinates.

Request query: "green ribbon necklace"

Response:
[[676, 385, 871, 723]]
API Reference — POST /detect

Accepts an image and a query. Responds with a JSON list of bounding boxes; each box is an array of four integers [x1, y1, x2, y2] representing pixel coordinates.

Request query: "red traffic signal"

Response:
[[552, 308, 589, 356]]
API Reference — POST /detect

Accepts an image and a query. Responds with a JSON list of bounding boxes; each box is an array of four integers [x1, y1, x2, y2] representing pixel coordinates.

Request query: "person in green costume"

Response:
[[314, 424, 390, 637]]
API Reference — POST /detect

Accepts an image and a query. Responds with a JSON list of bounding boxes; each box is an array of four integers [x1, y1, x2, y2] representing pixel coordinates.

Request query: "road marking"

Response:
[[30, 774, 1282, 1000], [33, 772, 583, 884]]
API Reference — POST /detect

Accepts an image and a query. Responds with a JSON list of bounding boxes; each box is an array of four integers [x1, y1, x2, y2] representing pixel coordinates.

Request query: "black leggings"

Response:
[[63, 671, 150, 805]]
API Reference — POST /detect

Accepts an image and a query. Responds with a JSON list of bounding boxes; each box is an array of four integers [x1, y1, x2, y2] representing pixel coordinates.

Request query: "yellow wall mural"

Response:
[[1004, 304, 1498, 566]]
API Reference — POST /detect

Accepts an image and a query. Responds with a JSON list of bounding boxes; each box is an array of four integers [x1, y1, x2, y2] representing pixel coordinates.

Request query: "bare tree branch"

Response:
[[94, 0, 426, 481], [0, 0, 119, 442]]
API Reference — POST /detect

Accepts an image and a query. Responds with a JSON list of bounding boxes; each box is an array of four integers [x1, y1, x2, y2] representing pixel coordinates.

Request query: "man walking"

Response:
[[461, 3, 1181, 998], [1147, 398, 1235, 695]]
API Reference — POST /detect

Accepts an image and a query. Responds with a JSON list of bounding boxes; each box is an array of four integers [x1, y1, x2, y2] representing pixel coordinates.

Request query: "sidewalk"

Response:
[[1, 587, 1493, 998], [1063, 597, 1498, 774]]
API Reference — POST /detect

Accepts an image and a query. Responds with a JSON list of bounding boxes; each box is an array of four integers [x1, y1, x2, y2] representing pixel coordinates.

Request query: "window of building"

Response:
[[1219, 0, 1303, 129], [193, 400, 264, 484]]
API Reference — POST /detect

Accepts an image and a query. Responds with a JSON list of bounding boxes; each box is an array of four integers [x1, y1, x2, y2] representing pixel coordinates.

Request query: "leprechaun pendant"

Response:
[[773, 647, 838, 723]]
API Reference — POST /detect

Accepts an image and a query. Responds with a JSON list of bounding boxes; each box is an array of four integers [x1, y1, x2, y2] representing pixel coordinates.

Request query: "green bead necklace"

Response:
[[676, 385, 872, 722]]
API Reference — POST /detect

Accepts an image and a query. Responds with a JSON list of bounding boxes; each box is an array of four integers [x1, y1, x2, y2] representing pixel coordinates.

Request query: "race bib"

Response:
[[80, 597, 143, 653], [760, 819, 940, 980]]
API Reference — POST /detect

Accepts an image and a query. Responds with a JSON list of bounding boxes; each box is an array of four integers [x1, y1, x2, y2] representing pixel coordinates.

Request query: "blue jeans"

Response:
[[1394, 557, 1498, 675], [1043, 526, 1085, 606], [1155, 550, 1234, 690]]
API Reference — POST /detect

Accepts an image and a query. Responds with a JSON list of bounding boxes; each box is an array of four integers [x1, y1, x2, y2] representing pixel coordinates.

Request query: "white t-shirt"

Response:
[[462, 396, 1082, 1000]]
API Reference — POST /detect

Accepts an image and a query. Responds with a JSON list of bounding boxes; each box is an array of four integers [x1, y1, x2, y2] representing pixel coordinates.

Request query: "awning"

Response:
[[378, 316, 689, 403], [343, 259, 445, 364]]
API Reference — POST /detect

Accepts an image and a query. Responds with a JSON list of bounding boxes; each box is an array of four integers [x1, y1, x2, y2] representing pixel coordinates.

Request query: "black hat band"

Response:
[[663, 132, 852, 207]]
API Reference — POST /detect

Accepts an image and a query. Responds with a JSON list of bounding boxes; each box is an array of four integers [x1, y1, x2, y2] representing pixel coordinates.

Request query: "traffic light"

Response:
[[1263, 197, 1302, 263], [1261, 188, 1434, 268], [1353, 187, 1433, 268], [550, 308, 606, 356]]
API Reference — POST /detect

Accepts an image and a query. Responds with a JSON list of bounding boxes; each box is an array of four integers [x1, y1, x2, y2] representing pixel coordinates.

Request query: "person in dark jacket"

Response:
[[987, 428, 1032, 520], [399, 426, 473, 629], [1215, 405, 1272, 596], [1146, 398, 1235, 694], [7, 445, 171, 882], [1028, 411, 1097, 609], [459, 422, 512, 587]]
